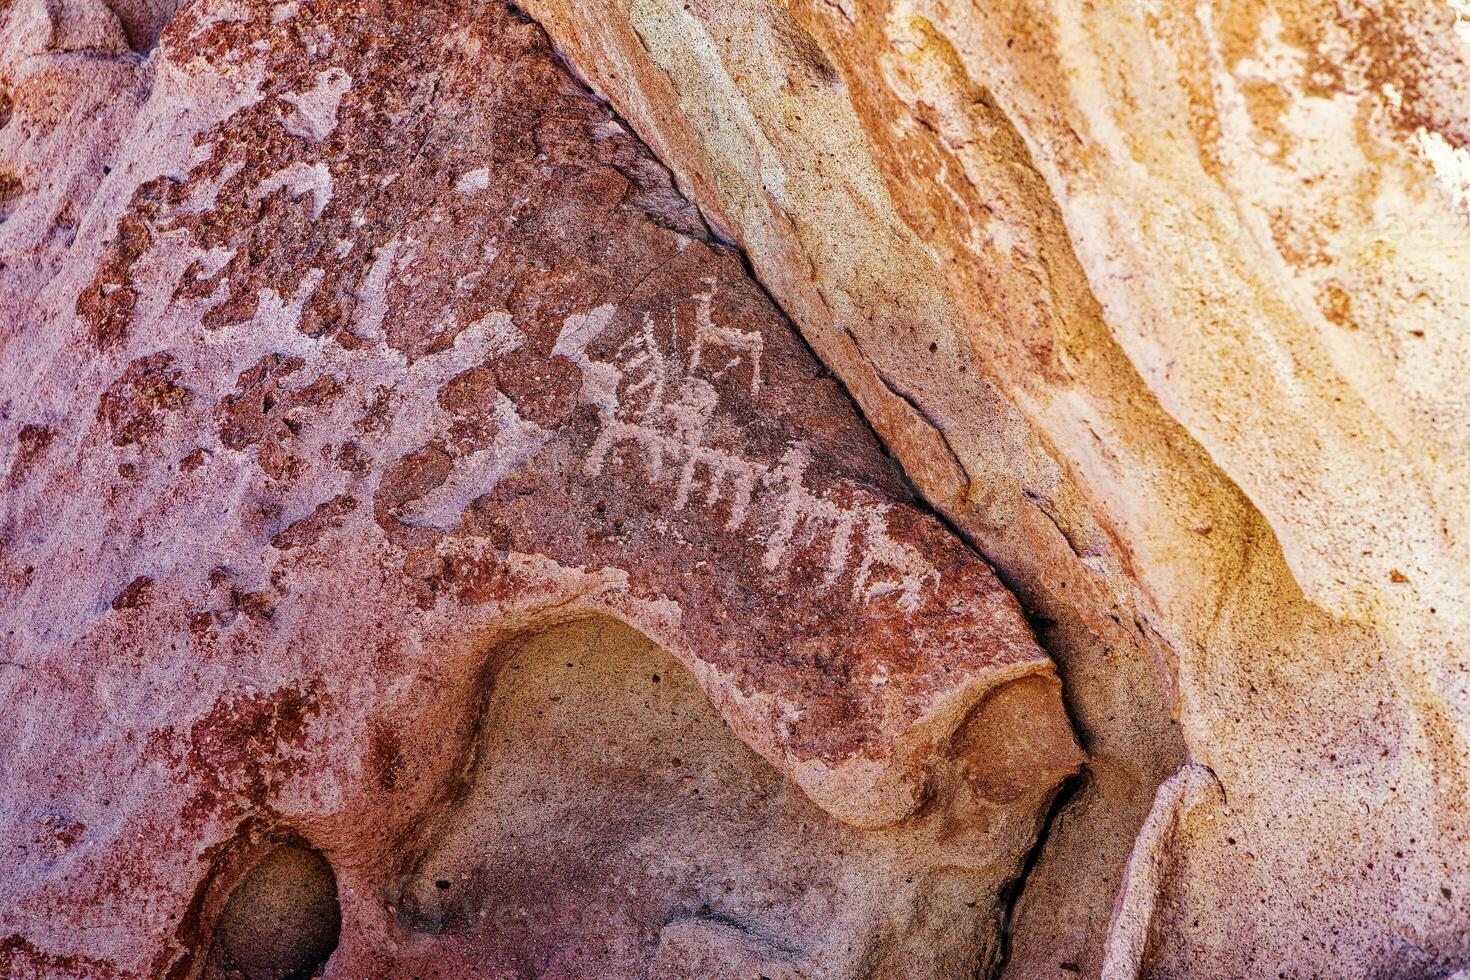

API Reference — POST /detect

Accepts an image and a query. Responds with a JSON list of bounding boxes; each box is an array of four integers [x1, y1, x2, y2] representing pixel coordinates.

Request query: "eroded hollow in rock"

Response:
[[203, 842, 341, 980], [390, 617, 1019, 977], [107, 0, 188, 53]]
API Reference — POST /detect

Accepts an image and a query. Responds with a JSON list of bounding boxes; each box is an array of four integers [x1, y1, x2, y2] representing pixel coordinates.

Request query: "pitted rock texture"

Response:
[[517, 0, 1470, 975], [0, 0, 1081, 977]]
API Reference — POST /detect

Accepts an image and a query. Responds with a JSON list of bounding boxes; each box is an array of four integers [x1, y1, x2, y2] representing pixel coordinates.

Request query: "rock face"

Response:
[[1, 0, 1467, 977], [511, 0, 1470, 976], [0, 0, 1081, 976]]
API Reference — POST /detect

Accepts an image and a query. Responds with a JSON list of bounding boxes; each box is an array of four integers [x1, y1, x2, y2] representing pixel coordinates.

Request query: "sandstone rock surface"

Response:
[[516, 0, 1470, 975], [4, 0, 1470, 976], [0, 0, 1080, 976]]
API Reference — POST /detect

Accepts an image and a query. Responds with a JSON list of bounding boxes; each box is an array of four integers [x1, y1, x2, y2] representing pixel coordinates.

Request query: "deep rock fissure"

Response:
[[991, 771, 1087, 978]]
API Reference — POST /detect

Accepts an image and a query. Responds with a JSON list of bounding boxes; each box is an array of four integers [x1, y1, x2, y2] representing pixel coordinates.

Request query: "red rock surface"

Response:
[[0, 1, 1079, 976]]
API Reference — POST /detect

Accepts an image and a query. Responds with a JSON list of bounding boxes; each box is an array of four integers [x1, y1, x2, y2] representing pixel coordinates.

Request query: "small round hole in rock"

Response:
[[205, 842, 341, 980]]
